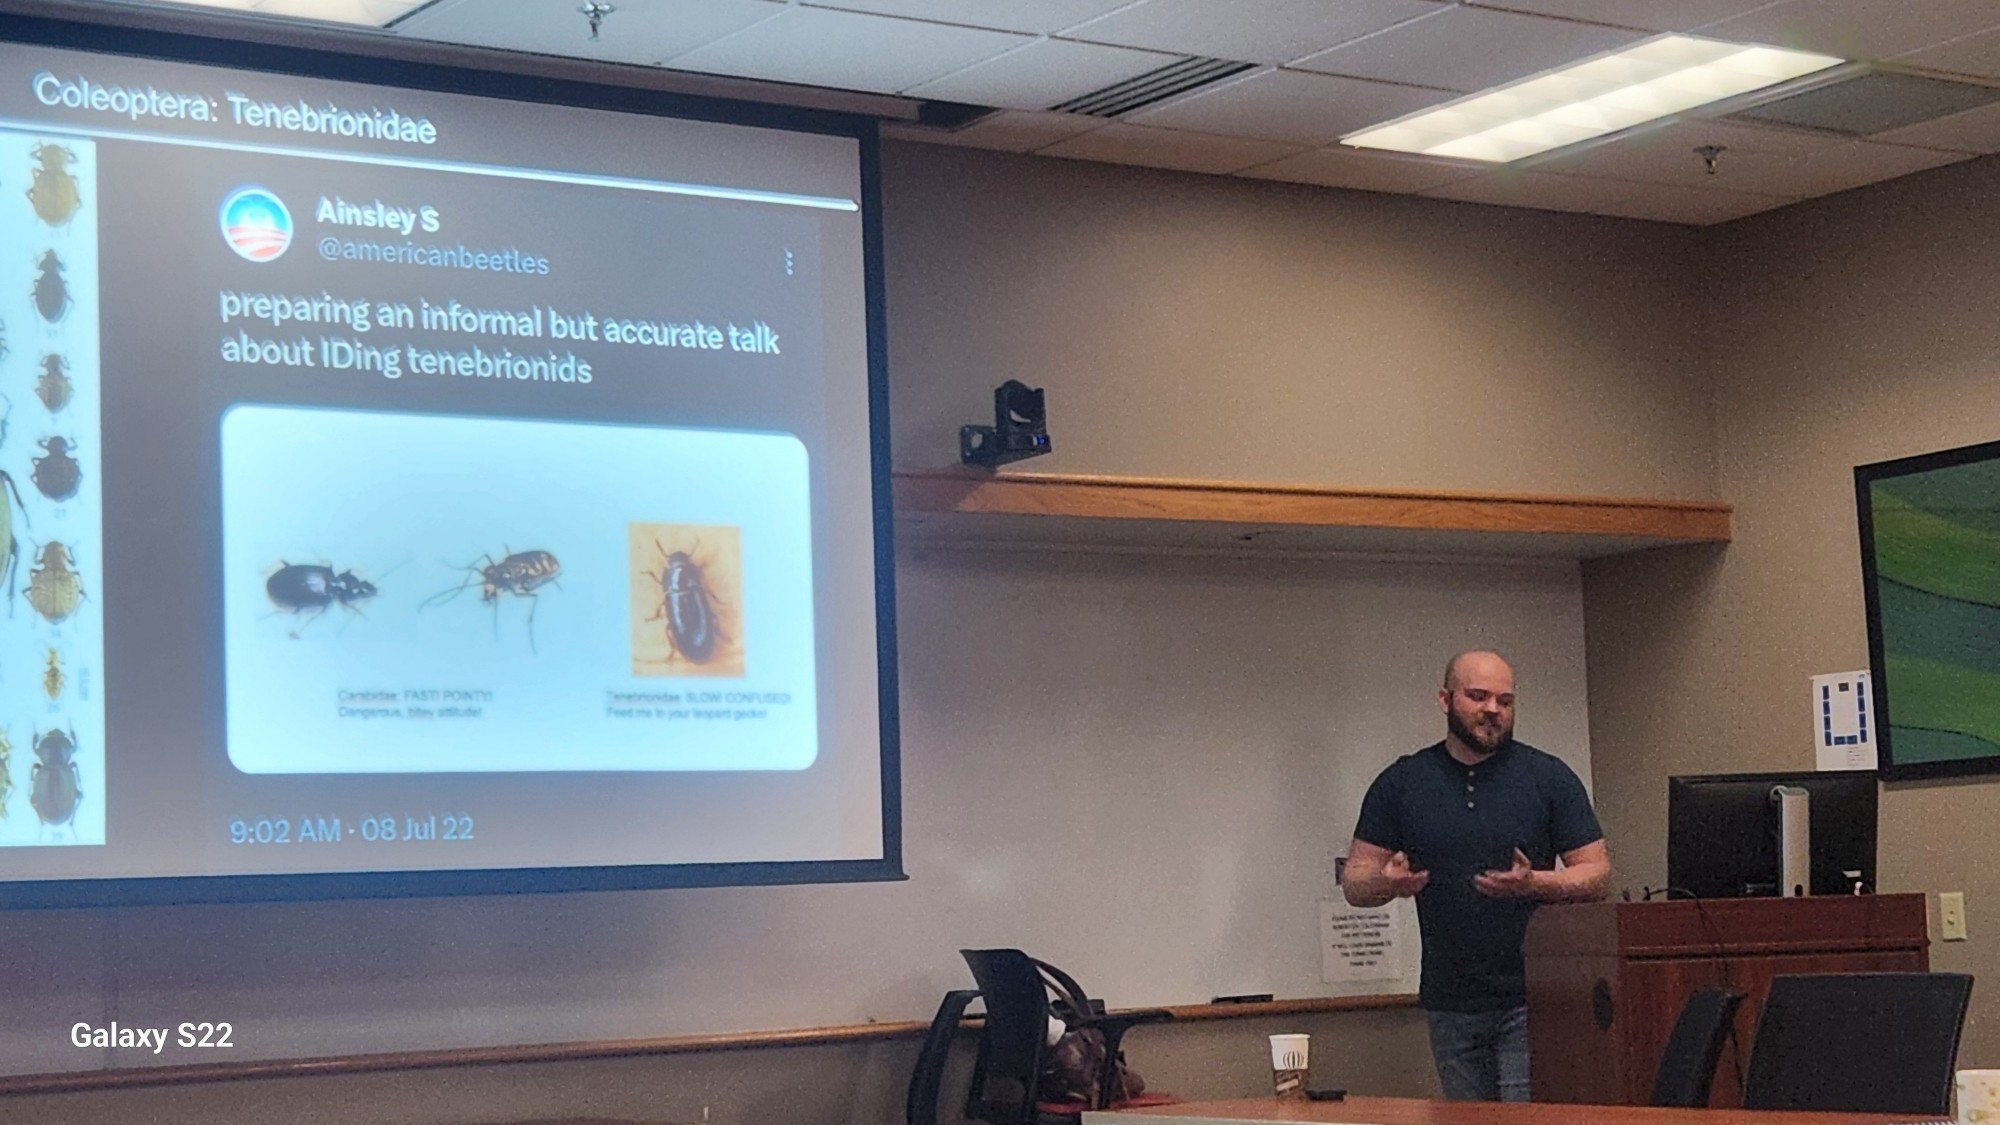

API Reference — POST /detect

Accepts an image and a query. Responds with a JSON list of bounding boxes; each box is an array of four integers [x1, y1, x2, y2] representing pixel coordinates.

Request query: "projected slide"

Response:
[[221, 407, 817, 773], [0, 130, 106, 848], [0, 35, 890, 892]]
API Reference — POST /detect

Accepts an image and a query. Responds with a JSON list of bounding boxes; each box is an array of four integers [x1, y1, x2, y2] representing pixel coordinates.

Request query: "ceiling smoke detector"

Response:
[[578, 2, 615, 42]]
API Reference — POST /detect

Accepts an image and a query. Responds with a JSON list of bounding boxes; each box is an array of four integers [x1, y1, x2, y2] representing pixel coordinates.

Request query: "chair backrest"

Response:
[[1743, 972, 1973, 1115], [908, 989, 980, 1125], [1649, 989, 1744, 1107], [960, 948, 1053, 1125]]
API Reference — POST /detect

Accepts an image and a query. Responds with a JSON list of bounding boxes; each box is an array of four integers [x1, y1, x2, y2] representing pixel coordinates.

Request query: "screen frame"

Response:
[[1666, 769, 1878, 898], [1855, 437, 2000, 782], [0, 11, 905, 908]]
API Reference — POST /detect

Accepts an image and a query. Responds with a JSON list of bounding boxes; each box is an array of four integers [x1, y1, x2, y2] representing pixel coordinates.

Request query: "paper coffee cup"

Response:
[[1958, 1069, 2000, 1124], [1270, 1033, 1309, 1098]]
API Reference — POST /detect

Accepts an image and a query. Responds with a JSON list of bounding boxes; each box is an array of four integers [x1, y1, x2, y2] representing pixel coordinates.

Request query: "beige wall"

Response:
[[881, 142, 1716, 499], [1583, 152, 2000, 1066]]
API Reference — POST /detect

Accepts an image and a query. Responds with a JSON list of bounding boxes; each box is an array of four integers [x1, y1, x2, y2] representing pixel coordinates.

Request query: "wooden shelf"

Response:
[[893, 470, 1730, 559], [0, 995, 1413, 1097]]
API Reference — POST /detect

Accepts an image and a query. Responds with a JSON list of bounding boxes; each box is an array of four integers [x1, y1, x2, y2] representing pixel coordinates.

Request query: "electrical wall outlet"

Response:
[[1940, 891, 1968, 941]]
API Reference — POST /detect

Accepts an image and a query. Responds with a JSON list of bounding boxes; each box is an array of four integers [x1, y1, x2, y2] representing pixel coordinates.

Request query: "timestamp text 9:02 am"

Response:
[[228, 815, 474, 844]]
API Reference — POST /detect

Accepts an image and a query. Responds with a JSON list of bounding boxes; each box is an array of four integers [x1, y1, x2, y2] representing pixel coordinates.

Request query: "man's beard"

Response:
[[1448, 708, 1513, 755]]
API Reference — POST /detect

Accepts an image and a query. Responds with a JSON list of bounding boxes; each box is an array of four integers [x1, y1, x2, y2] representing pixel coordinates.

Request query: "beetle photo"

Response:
[[421, 547, 561, 653], [0, 469, 28, 615], [32, 249, 69, 323], [36, 354, 70, 413], [26, 539, 84, 625], [27, 143, 80, 227], [30, 725, 81, 830], [31, 436, 80, 502], [628, 523, 744, 677], [265, 560, 380, 637]]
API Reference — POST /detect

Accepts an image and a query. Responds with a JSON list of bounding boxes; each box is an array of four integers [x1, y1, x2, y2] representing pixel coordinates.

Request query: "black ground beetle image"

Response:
[[266, 561, 379, 637], [31, 436, 79, 502], [645, 540, 725, 665], [421, 548, 561, 653], [33, 250, 69, 323], [31, 725, 81, 831]]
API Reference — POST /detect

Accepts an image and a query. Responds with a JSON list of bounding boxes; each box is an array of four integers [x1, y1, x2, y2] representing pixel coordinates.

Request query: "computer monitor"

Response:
[[1666, 770, 1878, 898]]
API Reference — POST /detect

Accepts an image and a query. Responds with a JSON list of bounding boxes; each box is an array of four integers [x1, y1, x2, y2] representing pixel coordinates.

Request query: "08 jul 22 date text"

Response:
[[228, 813, 475, 844]]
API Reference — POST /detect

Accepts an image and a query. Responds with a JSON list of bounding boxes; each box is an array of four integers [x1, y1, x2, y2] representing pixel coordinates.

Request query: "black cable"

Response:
[[1642, 886, 1747, 1095]]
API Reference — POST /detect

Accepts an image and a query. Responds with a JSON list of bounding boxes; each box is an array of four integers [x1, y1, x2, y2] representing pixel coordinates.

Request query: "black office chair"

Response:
[[908, 989, 981, 1125], [1742, 972, 1973, 1116], [959, 948, 1171, 1124], [1649, 989, 1743, 1107]]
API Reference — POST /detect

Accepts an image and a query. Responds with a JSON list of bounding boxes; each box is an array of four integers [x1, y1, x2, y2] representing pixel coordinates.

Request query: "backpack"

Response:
[[1034, 957, 1148, 1109]]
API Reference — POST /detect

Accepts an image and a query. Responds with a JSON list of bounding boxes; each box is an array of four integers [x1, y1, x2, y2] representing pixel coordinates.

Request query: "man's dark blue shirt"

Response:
[[1352, 739, 1602, 1013]]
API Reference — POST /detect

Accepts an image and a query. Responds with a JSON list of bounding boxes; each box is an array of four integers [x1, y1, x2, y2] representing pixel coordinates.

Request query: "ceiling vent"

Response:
[[1051, 56, 1255, 117], [1723, 70, 2000, 136]]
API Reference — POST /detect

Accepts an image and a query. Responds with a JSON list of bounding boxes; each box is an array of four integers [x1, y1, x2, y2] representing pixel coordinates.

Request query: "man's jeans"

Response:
[[1424, 1005, 1530, 1102]]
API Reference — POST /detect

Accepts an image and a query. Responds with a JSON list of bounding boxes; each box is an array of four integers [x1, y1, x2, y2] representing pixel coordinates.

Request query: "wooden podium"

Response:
[[1522, 894, 1928, 1106]]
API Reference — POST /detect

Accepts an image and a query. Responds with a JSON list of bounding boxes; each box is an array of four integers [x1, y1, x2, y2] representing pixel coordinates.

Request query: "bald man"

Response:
[[1341, 651, 1611, 1103]]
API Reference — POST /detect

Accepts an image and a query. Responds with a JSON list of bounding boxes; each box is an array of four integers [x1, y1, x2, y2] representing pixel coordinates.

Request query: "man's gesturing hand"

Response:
[[1383, 850, 1431, 897], [1473, 847, 1539, 899]]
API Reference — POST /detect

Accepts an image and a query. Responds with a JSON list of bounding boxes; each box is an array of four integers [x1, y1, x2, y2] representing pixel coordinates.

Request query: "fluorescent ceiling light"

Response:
[[120, 0, 419, 27], [1342, 35, 1844, 164]]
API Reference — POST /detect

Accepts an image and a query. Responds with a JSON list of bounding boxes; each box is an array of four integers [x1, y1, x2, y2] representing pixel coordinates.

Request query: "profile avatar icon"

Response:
[[219, 186, 292, 262]]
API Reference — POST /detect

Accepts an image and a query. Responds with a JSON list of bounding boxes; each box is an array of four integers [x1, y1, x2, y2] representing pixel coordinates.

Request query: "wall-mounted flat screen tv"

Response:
[[1857, 438, 2000, 780], [0, 14, 900, 905]]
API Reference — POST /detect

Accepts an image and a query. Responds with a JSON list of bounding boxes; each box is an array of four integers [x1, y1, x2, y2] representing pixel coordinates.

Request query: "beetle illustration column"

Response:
[[0, 131, 104, 847]]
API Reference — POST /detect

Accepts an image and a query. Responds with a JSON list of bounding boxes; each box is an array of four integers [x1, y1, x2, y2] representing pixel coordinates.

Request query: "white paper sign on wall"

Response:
[[1812, 669, 1876, 771], [1319, 897, 1417, 985]]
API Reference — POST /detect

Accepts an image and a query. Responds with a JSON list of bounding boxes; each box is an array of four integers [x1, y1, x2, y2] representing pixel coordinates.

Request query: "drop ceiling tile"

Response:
[[398, 0, 787, 66], [1124, 68, 1454, 146], [1422, 168, 1795, 224], [1894, 26, 2000, 80], [1039, 122, 1309, 174], [1459, 0, 1776, 33], [1292, 7, 1645, 93], [1062, 0, 1448, 65], [1730, 139, 1972, 196], [1545, 134, 1965, 198], [883, 110, 1106, 152], [1529, 118, 1844, 184], [666, 6, 1030, 93], [798, 0, 1137, 35], [1697, 0, 2000, 61], [907, 39, 1178, 109], [1873, 100, 2000, 153], [1237, 146, 1485, 192]]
